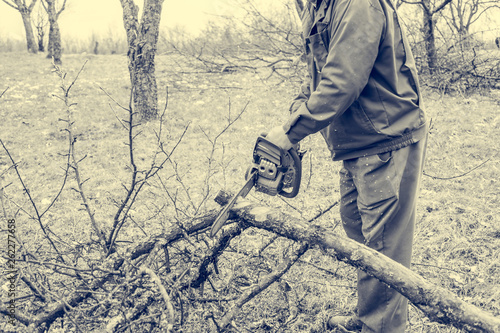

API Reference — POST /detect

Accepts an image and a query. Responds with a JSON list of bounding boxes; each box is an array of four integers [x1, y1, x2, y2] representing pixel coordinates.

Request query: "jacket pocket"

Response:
[[305, 25, 330, 72], [350, 100, 385, 135], [375, 151, 392, 163]]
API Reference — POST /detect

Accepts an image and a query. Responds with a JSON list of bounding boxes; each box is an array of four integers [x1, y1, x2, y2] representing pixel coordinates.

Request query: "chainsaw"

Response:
[[210, 136, 303, 237]]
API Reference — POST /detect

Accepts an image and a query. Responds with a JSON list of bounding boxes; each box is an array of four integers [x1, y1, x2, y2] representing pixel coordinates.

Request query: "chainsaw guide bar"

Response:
[[210, 171, 257, 238]]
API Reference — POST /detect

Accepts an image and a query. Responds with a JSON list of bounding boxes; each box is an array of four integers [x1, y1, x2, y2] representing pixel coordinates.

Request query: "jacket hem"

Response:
[[331, 121, 428, 161]]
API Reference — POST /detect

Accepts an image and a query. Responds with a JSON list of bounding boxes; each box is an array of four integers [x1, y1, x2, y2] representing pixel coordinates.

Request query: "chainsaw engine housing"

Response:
[[247, 137, 302, 198]]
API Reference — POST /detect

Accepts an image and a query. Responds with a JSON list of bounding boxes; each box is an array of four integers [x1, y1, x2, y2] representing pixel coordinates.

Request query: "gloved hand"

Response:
[[261, 126, 294, 151]]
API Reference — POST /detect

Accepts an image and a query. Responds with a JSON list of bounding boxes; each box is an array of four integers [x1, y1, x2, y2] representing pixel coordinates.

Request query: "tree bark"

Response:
[[422, 7, 438, 73], [120, 0, 165, 120], [48, 19, 62, 64], [222, 197, 500, 333], [37, 26, 45, 52], [20, 10, 37, 53], [2, 0, 38, 53], [42, 0, 66, 64]]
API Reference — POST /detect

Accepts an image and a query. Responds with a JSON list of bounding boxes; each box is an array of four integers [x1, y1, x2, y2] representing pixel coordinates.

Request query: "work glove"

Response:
[[261, 126, 294, 151]]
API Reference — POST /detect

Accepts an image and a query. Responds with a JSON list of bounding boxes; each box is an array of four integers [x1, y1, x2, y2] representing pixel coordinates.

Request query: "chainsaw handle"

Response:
[[279, 147, 301, 198]]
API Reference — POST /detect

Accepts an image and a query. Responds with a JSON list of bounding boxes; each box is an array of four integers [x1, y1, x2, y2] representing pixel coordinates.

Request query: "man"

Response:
[[264, 0, 427, 332]]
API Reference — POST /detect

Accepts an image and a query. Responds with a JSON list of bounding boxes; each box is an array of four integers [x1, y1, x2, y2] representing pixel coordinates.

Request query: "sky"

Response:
[[0, 0, 265, 41], [0, 0, 498, 42]]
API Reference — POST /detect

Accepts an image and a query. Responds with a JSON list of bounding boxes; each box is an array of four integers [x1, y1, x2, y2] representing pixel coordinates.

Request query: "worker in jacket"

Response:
[[264, 0, 428, 331]]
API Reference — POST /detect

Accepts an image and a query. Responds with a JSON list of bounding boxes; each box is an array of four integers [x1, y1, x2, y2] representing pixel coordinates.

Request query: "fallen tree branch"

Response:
[[105, 290, 155, 333], [220, 196, 500, 333], [190, 224, 244, 289], [139, 267, 175, 332]]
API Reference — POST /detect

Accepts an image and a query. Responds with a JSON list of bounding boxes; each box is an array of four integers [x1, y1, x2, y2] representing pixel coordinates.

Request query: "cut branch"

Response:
[[219, 196, 500, 333], [190, 224, 244, 289]]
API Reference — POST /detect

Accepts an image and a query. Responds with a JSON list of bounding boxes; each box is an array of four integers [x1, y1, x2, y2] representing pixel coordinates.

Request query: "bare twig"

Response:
[[21, 275, 47, 302], [308, 201, 339, 223], [218, 242, 309, 330], [195, 100, 249, 214], [38, 142, 71, 219], [52, 62, 108, 253], [0, 138, 64, 262], [0, 86, 8, 98], [424, 158, 490, 180], [108, 120, 191, 254]]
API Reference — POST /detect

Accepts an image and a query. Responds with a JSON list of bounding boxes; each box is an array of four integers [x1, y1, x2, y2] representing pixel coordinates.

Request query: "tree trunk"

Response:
[[37, 26, 45, 52], [404, 0, 452, 74], [423, 11, 437, 74], [20, 9, 37, 54], [46, 21, 62, 64], [44, 0, 63, 64], [222, 197, 500, 333], [120, 0, 164, 120]]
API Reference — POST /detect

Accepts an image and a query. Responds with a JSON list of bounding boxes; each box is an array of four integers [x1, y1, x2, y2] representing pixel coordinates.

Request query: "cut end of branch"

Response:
[[214, 190, 233, 206]]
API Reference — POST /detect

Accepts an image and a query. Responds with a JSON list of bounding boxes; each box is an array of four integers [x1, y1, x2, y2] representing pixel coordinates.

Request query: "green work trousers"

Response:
[[339, 137, 427, 333]]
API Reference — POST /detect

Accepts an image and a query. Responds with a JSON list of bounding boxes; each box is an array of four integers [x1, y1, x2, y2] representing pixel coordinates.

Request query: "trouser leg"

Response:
[[339, 138, 426, 333]]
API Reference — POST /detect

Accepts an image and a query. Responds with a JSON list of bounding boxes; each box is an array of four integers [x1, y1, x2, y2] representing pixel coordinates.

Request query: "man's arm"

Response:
[[283, 0, 386, 144]]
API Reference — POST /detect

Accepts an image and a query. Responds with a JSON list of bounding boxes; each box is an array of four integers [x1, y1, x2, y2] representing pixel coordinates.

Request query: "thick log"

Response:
[[221, 198, 500, 333]]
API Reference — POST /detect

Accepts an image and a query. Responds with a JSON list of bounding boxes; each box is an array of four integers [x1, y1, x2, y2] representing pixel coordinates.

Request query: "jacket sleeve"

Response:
[[289, 74, 312, 114], [283, 0, 385, 144]]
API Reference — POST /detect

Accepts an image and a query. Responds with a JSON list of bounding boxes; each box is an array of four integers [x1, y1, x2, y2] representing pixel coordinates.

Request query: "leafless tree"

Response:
[[442, 0, 500, 45], [402, 0, 453, 73], [1, 0, 38, 53], [41, 0, 66, 65], [33, 3, 48, 52], [119, 0, 165, 120]]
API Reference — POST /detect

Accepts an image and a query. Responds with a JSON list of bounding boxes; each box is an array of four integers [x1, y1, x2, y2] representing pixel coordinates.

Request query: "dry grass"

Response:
[[0, 52, 498, 332]]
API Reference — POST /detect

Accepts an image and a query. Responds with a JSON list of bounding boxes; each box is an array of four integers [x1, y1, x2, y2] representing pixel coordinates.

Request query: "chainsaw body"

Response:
[[247, 136, 302, 198], [210, 136, 303, 237]]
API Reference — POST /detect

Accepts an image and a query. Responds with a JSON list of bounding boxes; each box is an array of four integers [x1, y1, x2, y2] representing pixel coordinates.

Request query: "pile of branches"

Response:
[[0, 63, 303, 332]]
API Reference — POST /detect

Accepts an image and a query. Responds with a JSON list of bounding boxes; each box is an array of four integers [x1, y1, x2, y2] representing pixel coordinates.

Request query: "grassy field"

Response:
[[0, 51, 499, 332]]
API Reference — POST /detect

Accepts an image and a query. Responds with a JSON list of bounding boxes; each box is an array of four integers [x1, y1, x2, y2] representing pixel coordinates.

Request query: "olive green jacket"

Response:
[[284, 0, 427, 160]]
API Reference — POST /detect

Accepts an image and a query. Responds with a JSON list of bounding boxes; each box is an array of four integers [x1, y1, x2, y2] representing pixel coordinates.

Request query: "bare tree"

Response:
[[119, 0, 165, 120], [41, 0, 67, 65], [443, 0, 500, 43], [402, 0, 452, 73], [33, 3, 48, 52], [2, 0, 38, 53]]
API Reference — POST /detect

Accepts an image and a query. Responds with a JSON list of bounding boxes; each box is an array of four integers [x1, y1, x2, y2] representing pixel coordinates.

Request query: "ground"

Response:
[[0, 52, 498, 332]]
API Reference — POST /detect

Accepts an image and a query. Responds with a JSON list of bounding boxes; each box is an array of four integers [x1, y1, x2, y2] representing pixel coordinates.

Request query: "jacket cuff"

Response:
[[289, 100, 303, 115], [283, 102, 312, 144]]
